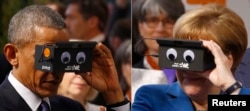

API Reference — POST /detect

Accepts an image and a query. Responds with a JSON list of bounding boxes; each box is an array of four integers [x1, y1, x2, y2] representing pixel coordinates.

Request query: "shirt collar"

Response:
[[69, 33, 105, 42], [89, 33, 105, 42], [143, 57, 153, 69], [8, 72, 50, 111]]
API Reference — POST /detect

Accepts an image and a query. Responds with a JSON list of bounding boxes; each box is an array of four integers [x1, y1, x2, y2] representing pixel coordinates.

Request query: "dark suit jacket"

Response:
[[234, 48, 250, 88], [0, 78, 85, 111], [0, 53, 12, 84], [132, 82, 250, 111]]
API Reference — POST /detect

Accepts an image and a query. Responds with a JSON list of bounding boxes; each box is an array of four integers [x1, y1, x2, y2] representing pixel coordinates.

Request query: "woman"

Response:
[[58, 73, 102, 111], [132, 0, 185, 82], [132, 4, 250, 111]]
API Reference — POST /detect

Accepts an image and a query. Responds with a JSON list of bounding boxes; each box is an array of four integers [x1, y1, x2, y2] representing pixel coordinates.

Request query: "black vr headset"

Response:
[[156, 38, 215, 71], [35, 42, 97, 73]]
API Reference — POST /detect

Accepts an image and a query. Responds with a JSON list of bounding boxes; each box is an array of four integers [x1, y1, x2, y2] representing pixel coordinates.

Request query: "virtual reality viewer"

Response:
[[157, 38, 215, 71], [35, 42, 97, 73]]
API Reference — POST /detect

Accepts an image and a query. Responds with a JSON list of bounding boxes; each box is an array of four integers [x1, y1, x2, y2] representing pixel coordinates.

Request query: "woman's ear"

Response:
[[4, 44, 18, 66], [227, 54, 234, 68]]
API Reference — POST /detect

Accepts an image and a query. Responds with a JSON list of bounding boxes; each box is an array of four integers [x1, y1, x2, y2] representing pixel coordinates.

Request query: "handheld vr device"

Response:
[[157, 38, 215, 71], [35, 42, 97, 73]]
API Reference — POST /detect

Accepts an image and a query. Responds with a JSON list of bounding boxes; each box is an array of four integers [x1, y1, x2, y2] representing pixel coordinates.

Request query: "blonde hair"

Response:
[[173, 4, 247, 72]]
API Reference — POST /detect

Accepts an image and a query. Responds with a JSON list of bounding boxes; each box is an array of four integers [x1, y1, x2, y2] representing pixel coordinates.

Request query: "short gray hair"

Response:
[[8, 5, 66, 47], [133, 0, 185, 21]]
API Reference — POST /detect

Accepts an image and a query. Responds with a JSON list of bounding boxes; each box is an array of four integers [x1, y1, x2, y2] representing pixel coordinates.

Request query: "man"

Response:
[[65, 0, 108, 43], [64, 0, 110, 105], [0, 5, 129, 111]]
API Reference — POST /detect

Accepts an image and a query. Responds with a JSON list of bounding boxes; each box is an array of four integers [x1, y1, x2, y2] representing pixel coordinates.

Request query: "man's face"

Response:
[[65, 3, 90, 39], [14, 27, 69, 97]]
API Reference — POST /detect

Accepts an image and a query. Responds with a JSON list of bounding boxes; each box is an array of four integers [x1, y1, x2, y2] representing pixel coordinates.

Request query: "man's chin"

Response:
[[38, 90, 57, 98], [36, 86, 59, 98]]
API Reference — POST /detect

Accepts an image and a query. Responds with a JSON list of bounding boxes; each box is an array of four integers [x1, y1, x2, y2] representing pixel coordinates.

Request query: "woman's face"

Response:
[[59, 72, 91, 98], [138, 13, 174, 53], [176, 70, 216, 98]]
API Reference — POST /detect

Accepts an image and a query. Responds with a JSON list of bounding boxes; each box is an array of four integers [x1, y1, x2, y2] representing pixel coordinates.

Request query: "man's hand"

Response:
[[80, 43, 124, 104]]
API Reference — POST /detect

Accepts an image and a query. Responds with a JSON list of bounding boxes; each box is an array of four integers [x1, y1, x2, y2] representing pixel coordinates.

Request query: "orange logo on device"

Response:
[[44, 48, 51, 58]]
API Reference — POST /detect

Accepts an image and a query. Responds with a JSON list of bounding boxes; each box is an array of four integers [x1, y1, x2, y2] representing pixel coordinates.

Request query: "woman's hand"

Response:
[[202, 40, 240, 94]]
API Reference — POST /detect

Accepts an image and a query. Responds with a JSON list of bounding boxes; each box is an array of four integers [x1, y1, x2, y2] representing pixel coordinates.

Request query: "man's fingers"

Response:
[[79, 72, 92, 86], [94, 43, 112, 58]]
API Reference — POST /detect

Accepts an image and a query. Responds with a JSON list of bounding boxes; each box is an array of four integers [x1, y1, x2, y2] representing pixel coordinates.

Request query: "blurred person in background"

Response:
[[108, 18, 131, 55], [234, 48, 250, 88], [115, 40, 132, 101], [58, 73, 103, 111], [65, 0, 108, 43], [131, 0, 185, 102], [132, 0, 185, 82], [105, 0, 131, 37], [64, 0, 109, 106], [46, 2, 66, 18]]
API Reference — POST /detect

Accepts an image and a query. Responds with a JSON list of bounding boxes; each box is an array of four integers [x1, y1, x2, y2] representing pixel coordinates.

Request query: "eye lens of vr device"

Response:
[[166, 48, 177, 61], [183, 50, 195, 63], [76, 52, 86, 64], [61, 51, 71, 64]]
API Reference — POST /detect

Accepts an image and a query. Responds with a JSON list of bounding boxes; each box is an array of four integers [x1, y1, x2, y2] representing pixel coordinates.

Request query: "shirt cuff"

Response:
[[106, 97, 131, 111]]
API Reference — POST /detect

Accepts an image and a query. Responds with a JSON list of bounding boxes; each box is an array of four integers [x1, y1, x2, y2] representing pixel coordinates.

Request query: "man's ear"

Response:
[[87, 16, 99, 29], [4, 44, 18, 66]]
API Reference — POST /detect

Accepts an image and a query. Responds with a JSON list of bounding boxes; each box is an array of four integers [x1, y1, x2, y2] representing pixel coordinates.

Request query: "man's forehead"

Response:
[[34, 26, 69, 44]]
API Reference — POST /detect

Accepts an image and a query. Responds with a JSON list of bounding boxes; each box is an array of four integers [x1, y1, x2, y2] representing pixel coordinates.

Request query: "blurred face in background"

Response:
[[138, 12, 174, 54], [65, 3, 91, 39], [134, 0, 185, 55], [58, 72, 91, 99]]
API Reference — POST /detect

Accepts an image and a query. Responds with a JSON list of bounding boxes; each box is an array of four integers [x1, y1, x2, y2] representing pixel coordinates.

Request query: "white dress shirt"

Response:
[[89, 33, 105, 42], [131, 68, 167, 103], [8, 72, 50, 111], [69, 33, 105, 43]]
